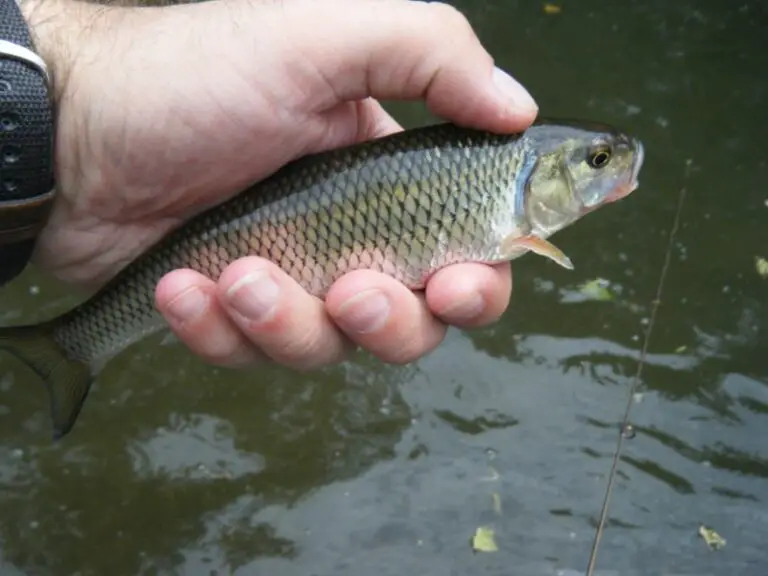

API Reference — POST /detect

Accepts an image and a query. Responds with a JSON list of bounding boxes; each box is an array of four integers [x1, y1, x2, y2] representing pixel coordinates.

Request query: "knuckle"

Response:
[[380, 348, 424, 366], [193, 336, 244, 366], [269, 325, 343, 370], [376, 334, 439, 366], [381, 351, 419, 366], [213, 345, 264, 369], [200, 344, 246, 368], [427, 3, 474, 38], [177, 315, 261, 368]]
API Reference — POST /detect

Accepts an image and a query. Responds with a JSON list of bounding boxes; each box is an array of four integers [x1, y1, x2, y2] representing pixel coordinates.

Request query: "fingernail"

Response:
[[438, 291, 485, 321], [226, 271, 280, 322], [166, 286, 207, 323], [336, 289, 390, 334], [492, 66, 538, 111]]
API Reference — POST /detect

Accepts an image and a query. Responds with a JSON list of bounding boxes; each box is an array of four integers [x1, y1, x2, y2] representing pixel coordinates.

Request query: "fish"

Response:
[[0, 118, 644, 439]]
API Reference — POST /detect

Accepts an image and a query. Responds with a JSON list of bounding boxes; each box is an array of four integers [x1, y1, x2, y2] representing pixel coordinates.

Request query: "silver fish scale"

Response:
[[53, 124, 525, 363]]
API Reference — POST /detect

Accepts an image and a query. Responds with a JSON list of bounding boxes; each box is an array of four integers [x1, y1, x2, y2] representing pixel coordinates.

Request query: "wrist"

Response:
[[18, 0, 78, 104]]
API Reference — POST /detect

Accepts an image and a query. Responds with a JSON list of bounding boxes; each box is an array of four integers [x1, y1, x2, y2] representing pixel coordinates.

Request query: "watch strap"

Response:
[[0, 0, 55, 283]]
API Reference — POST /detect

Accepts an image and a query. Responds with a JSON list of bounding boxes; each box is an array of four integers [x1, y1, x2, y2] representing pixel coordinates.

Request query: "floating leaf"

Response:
[[577, 277, 616, 301], [543, 3, 562, 14], [698, 524, 726, 550], [755, 256, 768, 278], [675, 345, 687, 354], [472, 526, 498, 552]]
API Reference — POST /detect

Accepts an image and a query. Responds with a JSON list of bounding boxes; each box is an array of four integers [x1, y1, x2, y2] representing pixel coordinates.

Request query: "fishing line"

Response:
[[585, 159, 692, 575]]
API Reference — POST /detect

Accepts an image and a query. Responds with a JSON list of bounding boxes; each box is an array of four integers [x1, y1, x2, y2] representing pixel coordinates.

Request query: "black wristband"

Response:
[[0, 0, 55, 286]]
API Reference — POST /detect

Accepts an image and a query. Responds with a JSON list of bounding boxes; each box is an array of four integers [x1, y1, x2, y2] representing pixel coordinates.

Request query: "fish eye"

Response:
[[587, 146, 612, 169]]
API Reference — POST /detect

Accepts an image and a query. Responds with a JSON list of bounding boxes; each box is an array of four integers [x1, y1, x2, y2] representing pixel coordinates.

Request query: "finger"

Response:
[[276, 0, 538, 131], [325, 270, 448, 364], [357, 99, 404, 139], [425, 262, 513, 329], [316, 98, 404, 152], [216, 257, 355, 370], [156, 269, 266, 368]]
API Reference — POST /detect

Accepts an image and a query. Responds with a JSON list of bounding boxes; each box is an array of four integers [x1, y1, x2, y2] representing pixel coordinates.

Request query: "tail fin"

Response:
[[0, 321, 92, 439]]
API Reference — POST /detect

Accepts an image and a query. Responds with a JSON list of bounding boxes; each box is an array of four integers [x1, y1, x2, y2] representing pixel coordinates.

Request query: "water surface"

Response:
[[1, 1, 766, 574]]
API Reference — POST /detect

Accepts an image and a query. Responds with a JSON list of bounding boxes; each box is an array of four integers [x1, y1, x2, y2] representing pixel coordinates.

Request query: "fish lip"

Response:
[[603, 139, 644, 203], [630, 139, 645, 188]]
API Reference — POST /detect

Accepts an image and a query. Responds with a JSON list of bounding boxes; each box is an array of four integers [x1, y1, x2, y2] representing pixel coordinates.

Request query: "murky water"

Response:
[[1, 1, 766, 575]]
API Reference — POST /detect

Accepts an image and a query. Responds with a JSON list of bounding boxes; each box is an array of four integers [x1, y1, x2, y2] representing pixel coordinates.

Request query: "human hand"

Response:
[[23, 0, 538, 369]]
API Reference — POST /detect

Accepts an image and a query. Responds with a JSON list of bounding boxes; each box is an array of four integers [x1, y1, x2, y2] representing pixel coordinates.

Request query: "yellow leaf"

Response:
[[472, 526, 498, 552], [544, 3, 562, 14], [698, 524, 726, 550], [755, 256, 768, 278], [578, 278, 615, 301]]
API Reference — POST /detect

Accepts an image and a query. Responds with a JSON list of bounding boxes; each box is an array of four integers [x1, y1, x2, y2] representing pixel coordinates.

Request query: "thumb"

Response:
[[260, 0, 538, 132]]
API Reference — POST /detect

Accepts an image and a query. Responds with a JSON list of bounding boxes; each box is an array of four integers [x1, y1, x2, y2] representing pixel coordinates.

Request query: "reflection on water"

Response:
[[1, 0, 767, 575]]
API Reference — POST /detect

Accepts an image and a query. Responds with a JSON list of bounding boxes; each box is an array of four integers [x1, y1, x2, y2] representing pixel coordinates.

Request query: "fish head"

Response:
[[522, 119, 644, 237]]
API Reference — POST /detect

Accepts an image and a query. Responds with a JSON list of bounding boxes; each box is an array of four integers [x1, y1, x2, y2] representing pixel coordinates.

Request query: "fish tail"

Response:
[[0, 320, 92, 439]]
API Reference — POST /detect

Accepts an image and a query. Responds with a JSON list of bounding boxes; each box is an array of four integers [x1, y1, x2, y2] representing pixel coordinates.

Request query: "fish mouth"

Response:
[[630, 139, 644, 188], [606, 139, 645, 203]]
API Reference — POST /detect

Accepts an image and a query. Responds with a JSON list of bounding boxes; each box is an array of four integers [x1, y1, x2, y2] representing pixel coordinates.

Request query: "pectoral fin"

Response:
[[500, 234, 574, 270]]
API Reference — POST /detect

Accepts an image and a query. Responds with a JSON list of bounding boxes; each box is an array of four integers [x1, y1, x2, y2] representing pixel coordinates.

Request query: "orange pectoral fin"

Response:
[[500, 234, 575, 270]]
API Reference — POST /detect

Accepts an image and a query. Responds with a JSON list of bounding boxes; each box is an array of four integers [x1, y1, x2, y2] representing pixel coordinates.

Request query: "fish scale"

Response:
[[0, 118, 644, 439]]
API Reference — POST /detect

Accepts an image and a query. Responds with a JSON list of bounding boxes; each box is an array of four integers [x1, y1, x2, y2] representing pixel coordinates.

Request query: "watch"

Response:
[[0, 0, 55, 286]]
